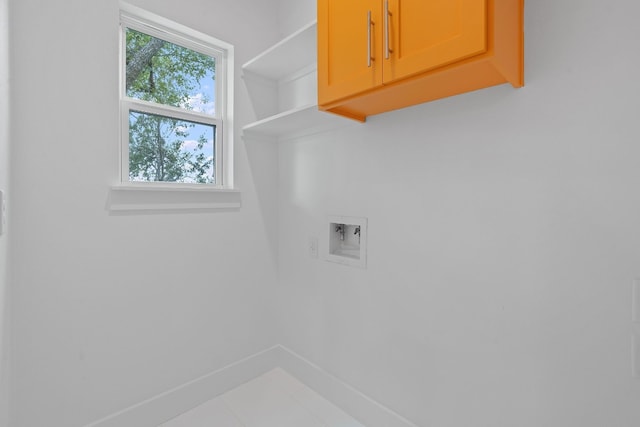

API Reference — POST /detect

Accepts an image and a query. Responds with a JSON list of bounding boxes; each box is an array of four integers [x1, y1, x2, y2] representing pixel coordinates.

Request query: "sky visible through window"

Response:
[[125, 28, 217, 184]]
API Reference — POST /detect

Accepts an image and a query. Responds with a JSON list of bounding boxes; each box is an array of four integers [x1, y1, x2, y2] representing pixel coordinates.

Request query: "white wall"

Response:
[[277, 0, 315, 38], [277, 0, 640, 426], [8, 0, 280, 425], [0, 0, 10, 425]]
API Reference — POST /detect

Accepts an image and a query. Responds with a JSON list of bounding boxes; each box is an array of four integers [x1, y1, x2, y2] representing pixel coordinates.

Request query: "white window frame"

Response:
[[119, 3, 234, 189]]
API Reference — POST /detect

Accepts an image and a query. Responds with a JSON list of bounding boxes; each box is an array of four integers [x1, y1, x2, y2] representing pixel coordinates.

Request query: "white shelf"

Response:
[[243, 104, 349, 139], [241, 20, 356, 140], [242, 21, 317, 81]]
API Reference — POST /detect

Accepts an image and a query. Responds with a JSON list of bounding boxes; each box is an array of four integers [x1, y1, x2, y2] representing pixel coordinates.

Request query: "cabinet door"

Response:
[[383, 0, 487, 84], [318, 0, 383, 105]]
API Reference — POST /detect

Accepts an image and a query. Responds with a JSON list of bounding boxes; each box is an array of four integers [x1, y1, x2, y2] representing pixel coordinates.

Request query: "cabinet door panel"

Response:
[[318, 0, 383, 105], [383, 0, 487, 84]]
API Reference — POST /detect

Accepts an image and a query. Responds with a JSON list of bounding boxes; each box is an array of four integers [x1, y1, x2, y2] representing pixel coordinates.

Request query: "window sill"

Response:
[[108, 184, 241, 213]]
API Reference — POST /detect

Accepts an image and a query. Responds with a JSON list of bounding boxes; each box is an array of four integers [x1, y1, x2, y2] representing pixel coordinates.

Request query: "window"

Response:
[[119, 5, 233, 187]]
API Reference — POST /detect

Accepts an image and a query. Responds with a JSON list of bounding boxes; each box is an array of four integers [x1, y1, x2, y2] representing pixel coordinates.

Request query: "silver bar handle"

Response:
[[384, 0, 392, 59], [367, 11, 374, 67]]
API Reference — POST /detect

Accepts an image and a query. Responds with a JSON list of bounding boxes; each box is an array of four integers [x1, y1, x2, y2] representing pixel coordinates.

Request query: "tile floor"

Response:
[[160, 368, 366, 427]]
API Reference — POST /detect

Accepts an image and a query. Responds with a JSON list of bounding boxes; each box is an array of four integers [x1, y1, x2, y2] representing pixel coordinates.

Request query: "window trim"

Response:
[[118, 2, 235, 189]]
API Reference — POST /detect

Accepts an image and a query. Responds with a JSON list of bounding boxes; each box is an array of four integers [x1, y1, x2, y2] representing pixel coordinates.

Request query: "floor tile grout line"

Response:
[[219, 395, 248, 427], [278, 386, 330, 427], [265, 370, 332, 427], [160, 366, 365, 427], [221, 370, 329, 427]]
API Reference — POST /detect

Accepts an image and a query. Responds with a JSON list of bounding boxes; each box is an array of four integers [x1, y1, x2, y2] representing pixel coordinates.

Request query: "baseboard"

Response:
[[277, 345, 420, 427], [85, 345, 282, 427], [85, 344, 418, 427]]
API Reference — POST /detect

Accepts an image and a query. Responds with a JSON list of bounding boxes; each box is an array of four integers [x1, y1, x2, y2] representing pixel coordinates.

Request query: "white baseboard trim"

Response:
[[85, 344, 418, 427], [85, 345, 282, 427], [277, 345, 420, 427]]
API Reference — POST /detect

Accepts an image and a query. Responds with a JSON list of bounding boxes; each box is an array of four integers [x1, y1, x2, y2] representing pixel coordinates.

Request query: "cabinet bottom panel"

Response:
[[320, 58, 513, 121]]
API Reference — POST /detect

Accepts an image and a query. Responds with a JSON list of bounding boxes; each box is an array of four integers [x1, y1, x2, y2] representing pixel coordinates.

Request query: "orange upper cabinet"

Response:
[[317, 0, 383, 109], [318, 0, 524, 122], [382, 0, 487, 84]]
